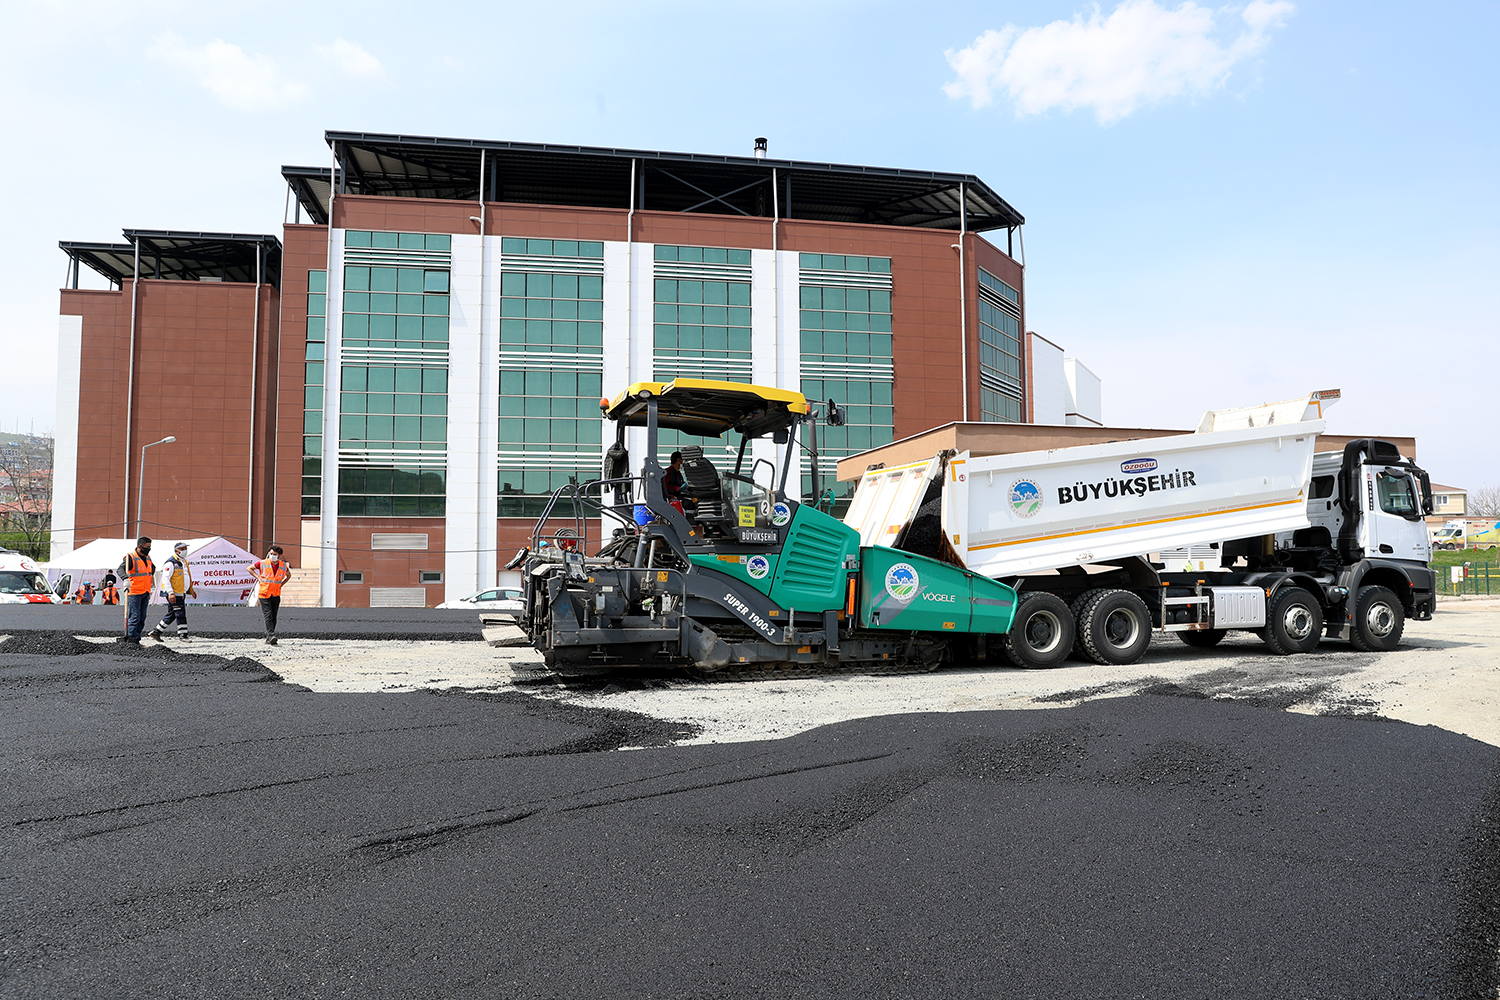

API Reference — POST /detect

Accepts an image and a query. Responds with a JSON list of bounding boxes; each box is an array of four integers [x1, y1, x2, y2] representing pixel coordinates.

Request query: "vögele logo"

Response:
[[884, 562, 919, 601], [747, 555, 770, 580], [1008, 479, 1043, 519]]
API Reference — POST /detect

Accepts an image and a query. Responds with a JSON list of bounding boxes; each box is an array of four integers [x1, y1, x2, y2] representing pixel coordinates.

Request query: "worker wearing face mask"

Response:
[[248, 544, 292, 645]]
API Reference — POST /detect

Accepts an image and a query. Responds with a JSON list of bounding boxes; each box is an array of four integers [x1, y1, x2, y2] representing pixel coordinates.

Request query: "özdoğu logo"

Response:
[[1121, 458, 1158, 474]]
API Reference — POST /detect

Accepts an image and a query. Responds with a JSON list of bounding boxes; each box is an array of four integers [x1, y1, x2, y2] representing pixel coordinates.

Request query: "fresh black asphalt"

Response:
[[2, 631, 1497, 999], [0, 605, 485, 640]]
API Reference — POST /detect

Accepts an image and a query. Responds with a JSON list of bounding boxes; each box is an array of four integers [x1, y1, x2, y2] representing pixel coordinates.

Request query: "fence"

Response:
[[1437, 561, 1497, 596]]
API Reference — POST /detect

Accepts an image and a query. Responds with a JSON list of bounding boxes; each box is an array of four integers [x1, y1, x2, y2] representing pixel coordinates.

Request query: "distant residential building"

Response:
[[1430, 485, 1466, 517]]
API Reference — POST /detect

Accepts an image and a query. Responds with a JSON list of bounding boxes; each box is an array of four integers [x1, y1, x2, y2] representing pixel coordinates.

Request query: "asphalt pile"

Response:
[[0, 629, 281, 680]]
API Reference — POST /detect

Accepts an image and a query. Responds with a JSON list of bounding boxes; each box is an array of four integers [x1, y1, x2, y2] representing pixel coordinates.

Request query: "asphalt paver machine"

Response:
[[509, 379, 1017, 676]]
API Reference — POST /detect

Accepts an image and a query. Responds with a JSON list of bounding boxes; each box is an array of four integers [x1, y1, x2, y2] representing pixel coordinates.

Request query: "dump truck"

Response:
[[510, 382, 1433, 676], [844, 388, 1436, 665]]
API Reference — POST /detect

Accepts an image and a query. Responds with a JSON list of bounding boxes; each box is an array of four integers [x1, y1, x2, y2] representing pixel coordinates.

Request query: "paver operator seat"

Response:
[[678, 446, 731, 526]]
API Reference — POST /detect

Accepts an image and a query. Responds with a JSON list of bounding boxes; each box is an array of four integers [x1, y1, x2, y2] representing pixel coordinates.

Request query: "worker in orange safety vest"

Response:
[[115, 537, 156, 643], [248, 544, 292, 645]]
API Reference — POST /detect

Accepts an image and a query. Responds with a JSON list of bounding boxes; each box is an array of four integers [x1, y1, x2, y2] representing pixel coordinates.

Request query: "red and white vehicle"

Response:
[[0, 549, 63, 604]]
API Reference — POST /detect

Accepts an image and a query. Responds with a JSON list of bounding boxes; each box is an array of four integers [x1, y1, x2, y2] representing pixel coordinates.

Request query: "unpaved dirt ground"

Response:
[[58, 597, 1500, 749]]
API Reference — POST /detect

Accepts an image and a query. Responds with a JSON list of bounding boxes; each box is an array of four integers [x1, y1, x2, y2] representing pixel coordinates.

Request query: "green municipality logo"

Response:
[[884, 562, 919, 602], [1008, 478, 1043, 519], [747, 555, 770, 580]]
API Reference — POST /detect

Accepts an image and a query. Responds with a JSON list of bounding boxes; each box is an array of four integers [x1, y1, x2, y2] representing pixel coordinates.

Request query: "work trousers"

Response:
[[124, 593, 150, 638], [259, 595, 282, 637], [154, 596, 189, 635]]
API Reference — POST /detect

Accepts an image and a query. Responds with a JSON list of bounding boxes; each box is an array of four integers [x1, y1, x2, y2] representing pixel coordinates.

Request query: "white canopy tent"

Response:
[[43, 537, 259, 605]]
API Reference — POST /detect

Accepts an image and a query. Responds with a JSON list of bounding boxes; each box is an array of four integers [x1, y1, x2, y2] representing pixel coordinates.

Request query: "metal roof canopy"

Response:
[[293, 131, 1024, 232], [281, 165, 336, 225], [59, 231, 283, 288]]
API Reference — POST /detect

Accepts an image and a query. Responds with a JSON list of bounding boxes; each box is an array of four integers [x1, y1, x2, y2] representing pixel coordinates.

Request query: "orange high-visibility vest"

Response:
[[124, 553, 155, 595], [254, 561, 291, 599], [100, 585, 120, 604]]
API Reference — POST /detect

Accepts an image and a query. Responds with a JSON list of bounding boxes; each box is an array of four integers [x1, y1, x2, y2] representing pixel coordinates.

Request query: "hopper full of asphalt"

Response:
[[2, 643, 1496, 999]]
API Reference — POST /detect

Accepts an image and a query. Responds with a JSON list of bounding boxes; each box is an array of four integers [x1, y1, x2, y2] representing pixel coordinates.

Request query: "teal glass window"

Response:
[[799, 253, 891, 274], [977, 267, 1023, 424], [652, 249, 753, 385], [337, 468, 446, 517], [977, 268, 1020, 304], [501, 237, 604, 258], [798, 261, 895, 515], [498, 243, 606, 517], [345, 231, 450, 253], [340, 265, 450, 351], [335, 363, 448, 517], [302, 270, 327, 515]]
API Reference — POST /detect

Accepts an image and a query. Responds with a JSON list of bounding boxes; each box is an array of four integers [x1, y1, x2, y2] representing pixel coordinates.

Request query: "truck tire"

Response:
[[1347, 585, 1405, 652], [1069, 589, 1108, 658], [1075, 589, 1152, 666], [1258, 587, 1323, 655], [1175, 629, 1226, 648], [1002, 592, 1076, 669]]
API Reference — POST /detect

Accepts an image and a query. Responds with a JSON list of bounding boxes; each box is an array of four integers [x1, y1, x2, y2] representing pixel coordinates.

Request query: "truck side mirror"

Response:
[[826, 399, 846, 426], [1418, 471, 1434, 515], [773, 429, 788, 445]]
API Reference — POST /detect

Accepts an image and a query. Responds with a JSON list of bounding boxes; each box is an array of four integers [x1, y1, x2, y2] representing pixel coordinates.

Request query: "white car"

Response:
[[436, 587, 524, 613]]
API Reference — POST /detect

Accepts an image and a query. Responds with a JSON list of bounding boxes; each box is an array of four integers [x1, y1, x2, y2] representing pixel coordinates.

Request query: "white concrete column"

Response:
[[476, 233, 500, 587], [445, 233, 485, 601], [748, 249, 780, 481], [777, 249, 804, 500], [50, 315, 83, 557], [623, 244, 653, 474], [602, 239, 635, 467], [318, 235, 345, 607]]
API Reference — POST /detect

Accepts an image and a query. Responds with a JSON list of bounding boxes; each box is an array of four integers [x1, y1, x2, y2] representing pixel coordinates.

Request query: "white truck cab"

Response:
[[1297, 446, 1430, 567]]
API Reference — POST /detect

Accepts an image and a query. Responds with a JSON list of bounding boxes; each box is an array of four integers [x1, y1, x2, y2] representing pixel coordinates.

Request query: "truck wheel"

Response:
[[1075, 589, 1152, 666], [1258, 587, 1323, 655], [1175, 629, 1226, 648], [1002, 592, 1076, 669], [1068, 589, 1107, 656], [1347, 586, 1405, 652]]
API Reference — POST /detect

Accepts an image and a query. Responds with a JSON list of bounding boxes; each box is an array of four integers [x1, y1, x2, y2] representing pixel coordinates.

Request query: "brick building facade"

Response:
[[54, 132, 1088, 606]]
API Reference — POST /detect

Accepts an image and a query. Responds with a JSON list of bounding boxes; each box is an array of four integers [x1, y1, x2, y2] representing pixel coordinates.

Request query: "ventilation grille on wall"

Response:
[[371, 533, 429, 550], [370, 587, 427, 607]]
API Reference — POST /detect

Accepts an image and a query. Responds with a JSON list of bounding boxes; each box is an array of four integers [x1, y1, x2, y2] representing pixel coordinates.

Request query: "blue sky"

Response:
[[1, 0, 1494, 491]]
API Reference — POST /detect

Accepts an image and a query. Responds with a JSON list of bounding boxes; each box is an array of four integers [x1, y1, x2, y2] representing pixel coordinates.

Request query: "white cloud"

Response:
[[944, 0, 1295, 123], [319, 38, 385, 80], [151, 33, 309, 111]]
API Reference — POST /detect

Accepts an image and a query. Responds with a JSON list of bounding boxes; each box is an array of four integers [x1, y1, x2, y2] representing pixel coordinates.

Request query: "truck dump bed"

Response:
[[843, 391, 1339, 579]]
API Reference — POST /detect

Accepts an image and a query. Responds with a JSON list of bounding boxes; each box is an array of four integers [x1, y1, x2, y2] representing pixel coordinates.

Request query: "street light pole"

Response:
[[136, 436, 176, 537]]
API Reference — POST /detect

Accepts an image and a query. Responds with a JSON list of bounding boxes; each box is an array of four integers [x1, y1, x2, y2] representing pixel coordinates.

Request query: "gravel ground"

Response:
[[15, 596, 1496, 750]]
